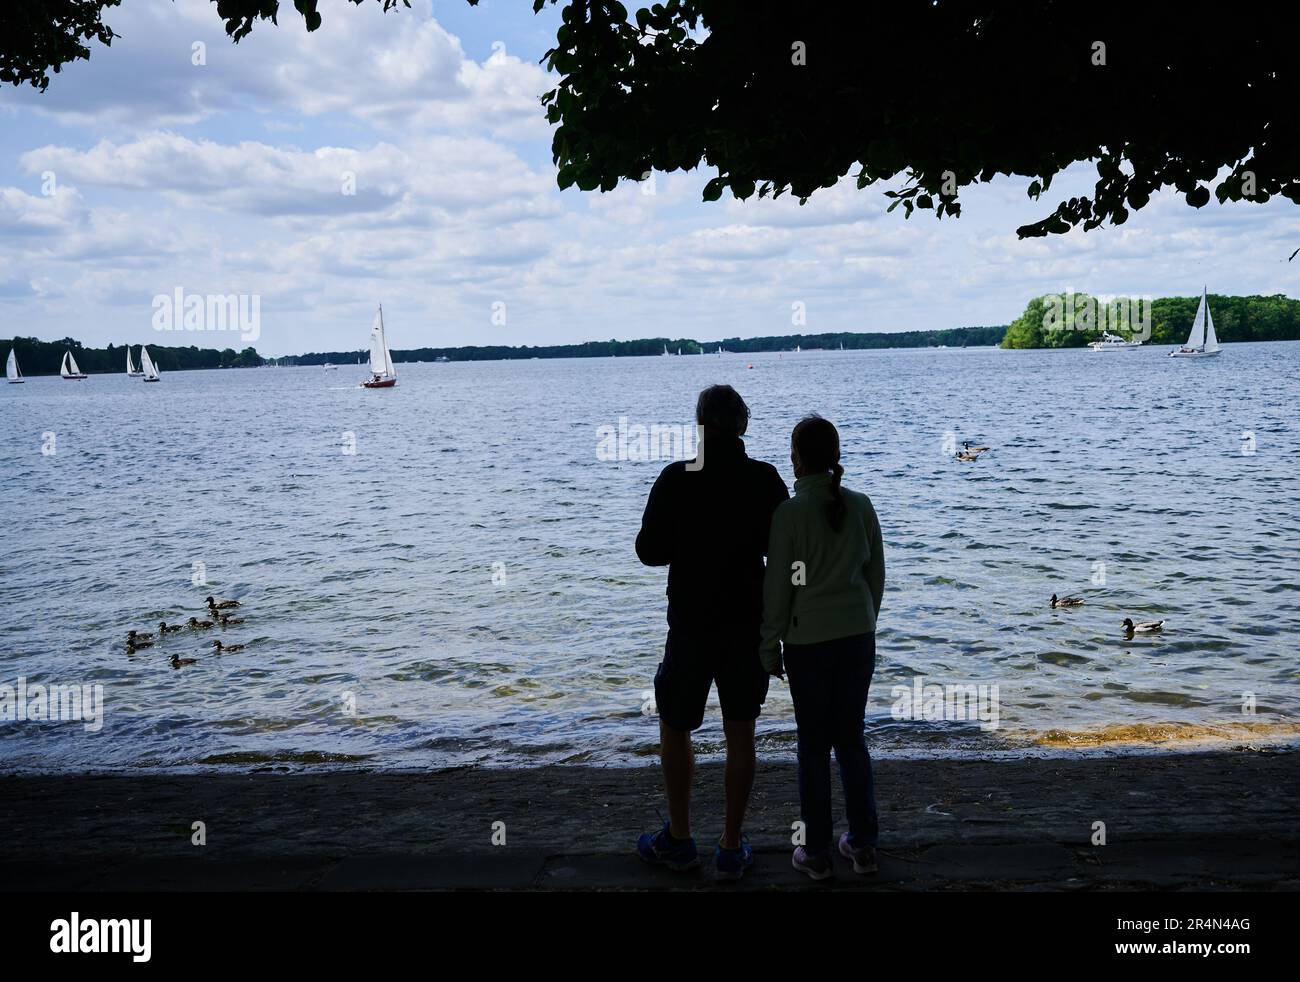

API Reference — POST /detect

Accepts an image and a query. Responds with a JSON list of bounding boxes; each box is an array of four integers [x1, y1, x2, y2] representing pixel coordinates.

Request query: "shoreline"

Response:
[[3, 748, 1295, 891]]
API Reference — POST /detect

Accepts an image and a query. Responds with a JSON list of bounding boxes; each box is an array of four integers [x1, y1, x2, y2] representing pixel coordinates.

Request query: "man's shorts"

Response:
[[653, 629, 770, 732]]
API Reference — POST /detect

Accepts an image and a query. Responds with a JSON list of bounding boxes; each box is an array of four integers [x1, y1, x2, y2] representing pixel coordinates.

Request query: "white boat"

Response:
[[361, 304, 397, 388], [323, 362, 338, 371], [140, 346, 161, 382], [60, 350, 88, 380], [1089, 331, 1142, 351], [662, 345, 670, 356], [126, 347, 144, 376], [1170, 287, 1221, 358], [6, 349, 24, 384]]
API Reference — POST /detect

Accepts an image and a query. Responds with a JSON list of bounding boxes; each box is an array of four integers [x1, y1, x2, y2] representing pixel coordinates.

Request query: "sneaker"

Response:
[[637, 822, 700, 871], [838, 832, 878, 874], [714, 837, 754, 880], [791, 846, 834, 880]]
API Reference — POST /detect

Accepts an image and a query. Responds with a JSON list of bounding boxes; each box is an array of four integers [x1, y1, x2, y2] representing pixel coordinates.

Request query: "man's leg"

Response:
[[721, 719, 755, 849], [659, 719, 694, 839]]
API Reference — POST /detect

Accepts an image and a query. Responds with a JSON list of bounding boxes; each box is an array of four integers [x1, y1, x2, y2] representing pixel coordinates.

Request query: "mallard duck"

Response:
[[1122, 617, 1165, 634], [158, 621, 183, 634], [206, 595, 241, 610], [126, 630, 154, 644], [170, 654, 197, 668], [218, 614, 245, 626], [1051, 593, 1085, 608], [187, 617, 214, 630], [210, 639, 244, 653]]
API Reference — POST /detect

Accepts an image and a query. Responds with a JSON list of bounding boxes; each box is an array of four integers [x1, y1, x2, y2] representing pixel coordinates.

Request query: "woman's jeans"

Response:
[[783, 632, 879, 854]]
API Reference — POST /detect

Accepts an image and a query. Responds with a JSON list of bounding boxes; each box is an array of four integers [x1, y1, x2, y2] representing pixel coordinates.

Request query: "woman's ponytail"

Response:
[[828, 461, 846, 532], [792, 415, 847, 532]]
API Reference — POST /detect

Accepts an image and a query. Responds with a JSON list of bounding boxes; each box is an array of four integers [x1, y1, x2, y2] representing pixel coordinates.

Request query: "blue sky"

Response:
[[1, 0, 1297, 356]]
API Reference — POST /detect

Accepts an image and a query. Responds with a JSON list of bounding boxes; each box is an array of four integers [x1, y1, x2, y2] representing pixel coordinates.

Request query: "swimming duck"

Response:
[[210, 639, 245, 654], [955, 450, 982, 462], [187, 617, 214, 630], [126, 630, 154, 644], [206, 596, 242, 610], [158, 621, 183, 634], [1050, 593, 1085, 608], [126, 638, 154, 651], [1122, 617, 1165, 634], [218, 614, 245, 626], [170, 654, 198, 669]]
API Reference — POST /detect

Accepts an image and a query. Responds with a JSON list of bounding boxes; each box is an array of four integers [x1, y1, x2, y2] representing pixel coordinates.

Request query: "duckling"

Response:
[[218, 614, 245, 626], [126, 638, 154, 651], [1122, 617, 1165, 634], [187, 616, 214, 630], [1050, 593, 1085, 608], [209, 639, 245, 654], [126, 630, 154, 644], [170, 654, 198, 669], [206, 595, 242, 610], [158, 621, 183, 634]]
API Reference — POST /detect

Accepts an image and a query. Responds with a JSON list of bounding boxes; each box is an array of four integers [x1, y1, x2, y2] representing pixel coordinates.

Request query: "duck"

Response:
[[218, 614, 245, 626], [956, 440, 991, 462], [209, 639, 245, 654], [126, 630, 154, 644], [206, 595, 242, 611], [126, 638, 154, 651], [187, 617, 214, 630], [1122, 617, 1165, 634], [1050, 593, 1085, 608], [170, 654, 198, 669], [158, 621, 183, 634]]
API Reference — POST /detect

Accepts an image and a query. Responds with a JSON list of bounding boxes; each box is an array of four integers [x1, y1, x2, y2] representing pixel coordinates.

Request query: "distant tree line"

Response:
[[4, 337, 264, 375], [1000, 293, 1300, 348], [278, 326, 1007, 365]]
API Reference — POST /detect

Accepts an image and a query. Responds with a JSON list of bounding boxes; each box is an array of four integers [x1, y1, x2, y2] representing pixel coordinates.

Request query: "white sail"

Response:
[[6, 349, 19, 381], [1185, 291, 1207, 348], [1203, 292, 1219, 351], [140, 346, 159, 380], [368, 306, 394, 377], [127, 348, 137, 375], [62, 351, 83, 376]]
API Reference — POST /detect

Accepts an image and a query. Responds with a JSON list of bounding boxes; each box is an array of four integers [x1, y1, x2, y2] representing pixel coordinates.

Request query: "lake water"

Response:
[[2, 342, 1298, 771]]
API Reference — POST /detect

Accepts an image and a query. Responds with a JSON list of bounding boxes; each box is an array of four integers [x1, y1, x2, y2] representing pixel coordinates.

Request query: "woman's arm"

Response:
[[760, 505, 796, 674], [863, 497, 885, 619]]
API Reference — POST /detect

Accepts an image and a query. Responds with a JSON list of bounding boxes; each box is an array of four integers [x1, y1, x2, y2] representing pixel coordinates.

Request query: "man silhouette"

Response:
[[635, 385, 788, 878]]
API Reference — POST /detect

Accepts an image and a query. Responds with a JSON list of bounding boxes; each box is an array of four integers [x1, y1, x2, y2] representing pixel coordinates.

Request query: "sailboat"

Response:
[[1170, 288, 1221, 358], [60, 350, 88, 380], [140, 346, 161, 382], [126, 347, 144, 376], [361, 304, 397, 388], [7, 349, 24, 383], [662, 345, 670, 357]]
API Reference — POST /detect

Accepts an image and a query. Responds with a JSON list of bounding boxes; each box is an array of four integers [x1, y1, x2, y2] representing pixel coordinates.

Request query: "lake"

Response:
[[1, 342, 1297, 771]]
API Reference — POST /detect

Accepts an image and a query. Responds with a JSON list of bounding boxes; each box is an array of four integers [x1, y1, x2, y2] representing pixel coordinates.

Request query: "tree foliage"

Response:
[[1000, 294, 1300, 348], [5, 336, 264, 375], [5, 2, 1300, 237]]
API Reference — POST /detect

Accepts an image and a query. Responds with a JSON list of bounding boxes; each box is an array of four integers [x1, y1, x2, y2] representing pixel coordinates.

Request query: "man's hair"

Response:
[[696, 384, 750, 438]]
